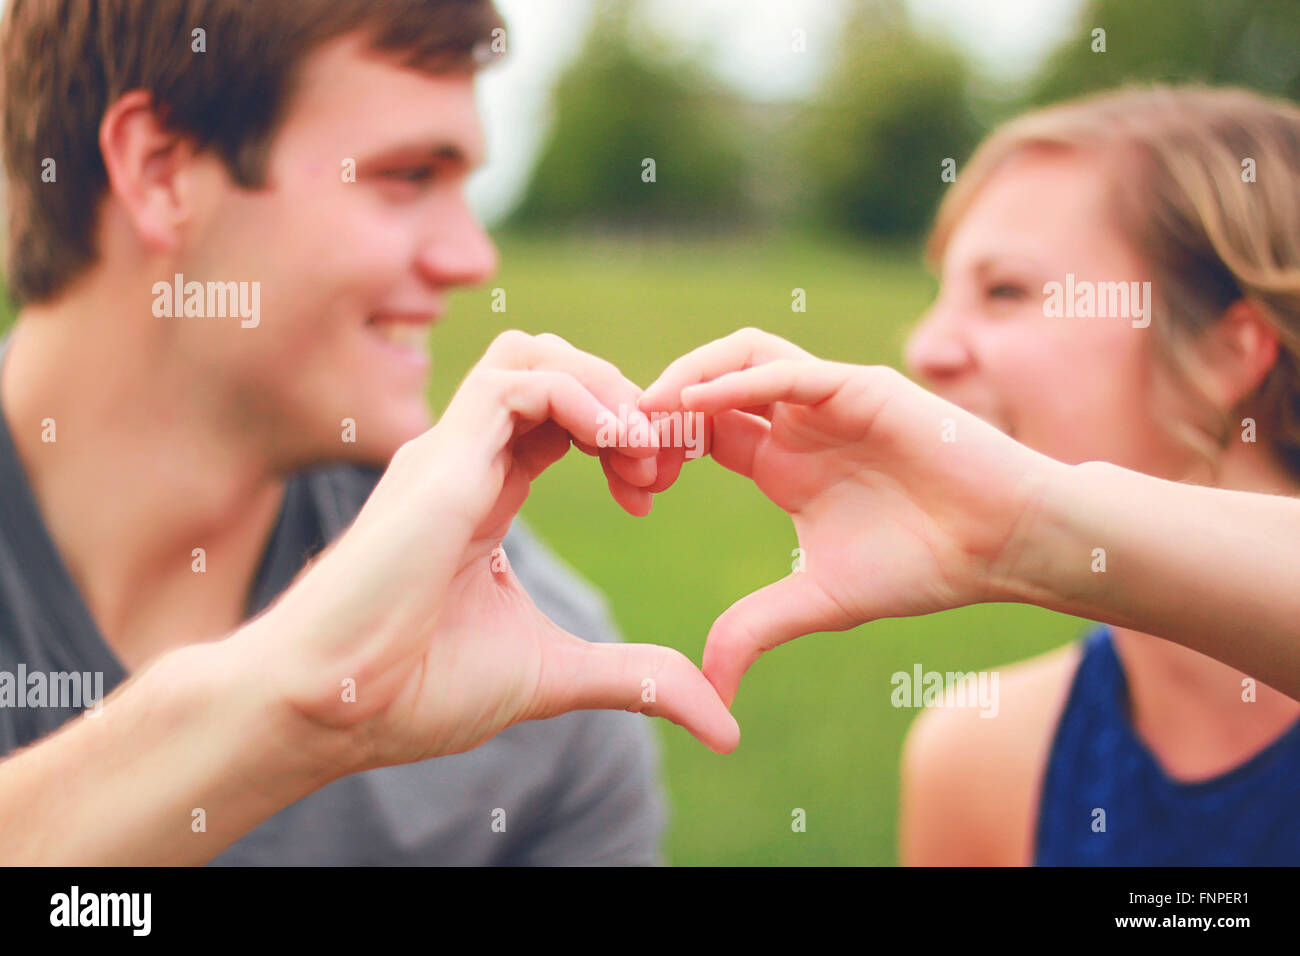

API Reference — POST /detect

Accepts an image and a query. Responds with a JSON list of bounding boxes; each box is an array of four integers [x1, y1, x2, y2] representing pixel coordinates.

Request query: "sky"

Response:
[[468, 0, 1086, 222]]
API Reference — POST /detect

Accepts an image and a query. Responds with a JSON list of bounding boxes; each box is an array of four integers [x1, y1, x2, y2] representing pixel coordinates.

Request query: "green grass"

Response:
[[437, 232, 1088, 865]]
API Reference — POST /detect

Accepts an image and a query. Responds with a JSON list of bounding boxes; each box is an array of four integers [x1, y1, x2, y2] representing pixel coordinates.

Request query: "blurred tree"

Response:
[[1030, 0, 1300, 104], [797, 0, 982, 241], [511, 0, 751, 230]]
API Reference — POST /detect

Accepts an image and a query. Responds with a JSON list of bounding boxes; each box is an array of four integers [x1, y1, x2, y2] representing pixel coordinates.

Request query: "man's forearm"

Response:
[[0, 629, 342, 865], [1009, 459, 1300, 698]]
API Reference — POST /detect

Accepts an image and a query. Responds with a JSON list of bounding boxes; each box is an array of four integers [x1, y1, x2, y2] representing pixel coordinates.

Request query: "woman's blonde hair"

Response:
[[927, 85, 1300, 479]]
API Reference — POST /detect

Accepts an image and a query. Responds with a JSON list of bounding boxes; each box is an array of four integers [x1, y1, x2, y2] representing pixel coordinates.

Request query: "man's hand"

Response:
[[1, 331, 738, 866], [245, 330, 739, 778]]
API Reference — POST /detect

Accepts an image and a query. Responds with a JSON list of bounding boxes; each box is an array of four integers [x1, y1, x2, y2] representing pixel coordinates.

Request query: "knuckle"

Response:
[[487, 329, 533, 358], [650, 646, 689, 684], [467, 366, 517, 405], [533, 331, 569, 350], [534, 368, 569, 391], [493, 368, 528, 400]]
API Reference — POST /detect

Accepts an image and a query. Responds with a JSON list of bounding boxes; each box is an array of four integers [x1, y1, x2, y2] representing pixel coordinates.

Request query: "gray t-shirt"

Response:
[[0, 371, 666, 864]]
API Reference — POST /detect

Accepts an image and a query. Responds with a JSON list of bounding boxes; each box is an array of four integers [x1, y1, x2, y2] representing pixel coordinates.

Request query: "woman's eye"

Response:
[[987, 282, 1027, 301]]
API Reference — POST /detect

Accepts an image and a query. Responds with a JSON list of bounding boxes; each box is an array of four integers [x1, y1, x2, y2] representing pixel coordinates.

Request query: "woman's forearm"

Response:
[[1007, 459, 1300, 698]]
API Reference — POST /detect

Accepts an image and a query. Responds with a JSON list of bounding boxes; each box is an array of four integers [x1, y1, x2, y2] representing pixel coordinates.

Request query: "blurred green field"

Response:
[[437, 233, 1088, 865]]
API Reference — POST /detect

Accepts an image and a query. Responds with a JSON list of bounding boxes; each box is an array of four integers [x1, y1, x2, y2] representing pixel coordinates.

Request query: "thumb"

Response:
[[532, 637, 741, 754], [703, 574, 844, 708]]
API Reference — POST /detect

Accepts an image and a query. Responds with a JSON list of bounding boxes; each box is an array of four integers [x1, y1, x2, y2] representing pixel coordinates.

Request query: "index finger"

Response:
[[639, 328, 814, 412], [481, 331, 659, 462]]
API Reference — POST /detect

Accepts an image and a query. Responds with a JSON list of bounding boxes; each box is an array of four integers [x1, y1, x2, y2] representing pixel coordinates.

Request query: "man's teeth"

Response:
[[369, 322, 428, 351]]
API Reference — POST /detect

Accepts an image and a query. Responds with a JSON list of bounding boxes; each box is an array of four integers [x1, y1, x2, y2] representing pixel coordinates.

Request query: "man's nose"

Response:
[[903, 307, 973, 385], [416, 197, 499, 288]]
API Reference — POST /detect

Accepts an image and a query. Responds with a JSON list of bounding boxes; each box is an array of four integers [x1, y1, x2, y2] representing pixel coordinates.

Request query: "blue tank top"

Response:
[[1034, 625, 1300, 865]]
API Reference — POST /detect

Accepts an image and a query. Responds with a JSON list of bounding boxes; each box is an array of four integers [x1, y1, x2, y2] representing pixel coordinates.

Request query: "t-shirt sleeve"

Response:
[[500, 521, 669, 866]]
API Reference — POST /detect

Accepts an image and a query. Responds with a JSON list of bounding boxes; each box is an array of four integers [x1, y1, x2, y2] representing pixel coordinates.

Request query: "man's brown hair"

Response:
[[0, 0, 504, 307]]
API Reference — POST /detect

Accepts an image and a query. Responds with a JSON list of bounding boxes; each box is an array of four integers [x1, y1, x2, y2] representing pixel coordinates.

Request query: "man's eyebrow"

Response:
[[359, 140, 485, 168]]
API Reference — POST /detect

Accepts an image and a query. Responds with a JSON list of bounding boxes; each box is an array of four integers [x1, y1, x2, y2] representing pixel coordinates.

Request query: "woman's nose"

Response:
[[904, 309, 973, 384]]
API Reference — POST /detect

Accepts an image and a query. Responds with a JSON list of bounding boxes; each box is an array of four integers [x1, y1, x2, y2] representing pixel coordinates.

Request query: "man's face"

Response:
[[176, 33, 498, 469]]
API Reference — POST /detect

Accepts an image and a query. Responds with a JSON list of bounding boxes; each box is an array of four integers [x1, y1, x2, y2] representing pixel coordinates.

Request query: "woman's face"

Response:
[[905, 147, 1200, 480]]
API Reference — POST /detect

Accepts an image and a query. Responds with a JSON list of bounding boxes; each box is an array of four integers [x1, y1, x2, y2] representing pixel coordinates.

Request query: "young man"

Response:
[[0, 0, 668, 864]]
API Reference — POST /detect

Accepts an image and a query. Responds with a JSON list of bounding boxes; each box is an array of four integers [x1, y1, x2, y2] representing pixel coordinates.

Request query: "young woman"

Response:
[[901, 85, 1300, 866], [641, 85, 1300, 865]]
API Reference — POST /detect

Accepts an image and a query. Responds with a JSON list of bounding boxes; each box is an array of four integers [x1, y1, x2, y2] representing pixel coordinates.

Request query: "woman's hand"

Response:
[[640, 328, 1062, 705]]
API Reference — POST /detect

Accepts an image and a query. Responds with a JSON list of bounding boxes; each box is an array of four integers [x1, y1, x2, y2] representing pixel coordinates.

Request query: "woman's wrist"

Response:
[[985, 454, 1093, 612]]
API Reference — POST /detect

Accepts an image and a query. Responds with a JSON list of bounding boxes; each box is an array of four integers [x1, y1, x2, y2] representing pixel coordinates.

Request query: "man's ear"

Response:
[[1199, 299, 1280, 411], [98, 90, 202, 254]]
